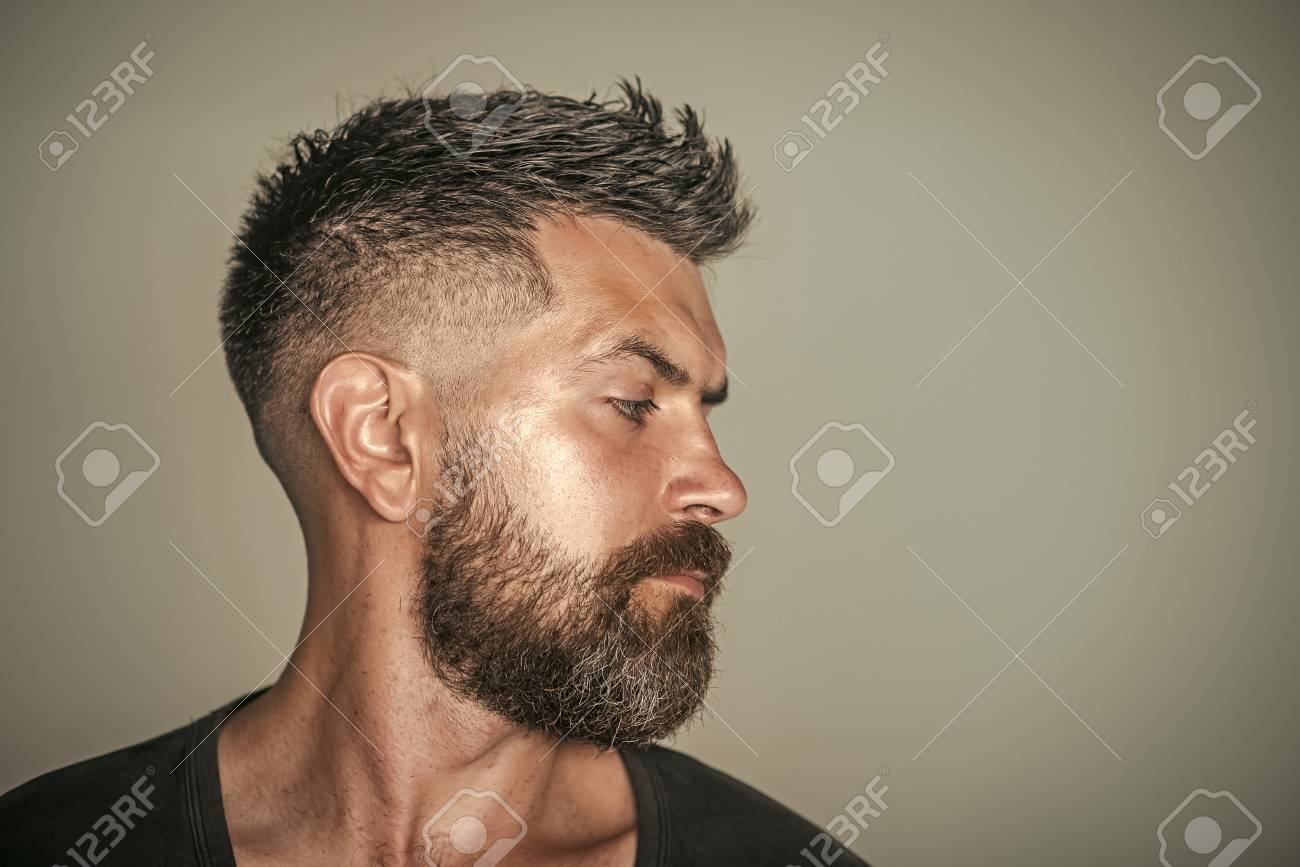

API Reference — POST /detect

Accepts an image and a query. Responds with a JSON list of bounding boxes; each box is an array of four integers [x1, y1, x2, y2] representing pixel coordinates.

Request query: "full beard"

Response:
[[417, 457, 732, 748]]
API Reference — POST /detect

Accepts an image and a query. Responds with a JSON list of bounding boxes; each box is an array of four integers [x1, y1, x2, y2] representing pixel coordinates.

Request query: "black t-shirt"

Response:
[[1, 693, 871, 866]]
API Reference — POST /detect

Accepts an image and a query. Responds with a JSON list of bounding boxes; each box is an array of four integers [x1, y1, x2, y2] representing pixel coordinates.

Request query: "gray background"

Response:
[[3, 1, 1297, 864]]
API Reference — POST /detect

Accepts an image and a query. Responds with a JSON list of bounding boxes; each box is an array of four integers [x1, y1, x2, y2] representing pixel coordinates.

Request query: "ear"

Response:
[[309, 352, 437, 523]]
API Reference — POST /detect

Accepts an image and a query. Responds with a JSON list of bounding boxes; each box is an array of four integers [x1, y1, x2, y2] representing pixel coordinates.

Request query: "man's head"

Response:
[[220, 81, 753, 746]]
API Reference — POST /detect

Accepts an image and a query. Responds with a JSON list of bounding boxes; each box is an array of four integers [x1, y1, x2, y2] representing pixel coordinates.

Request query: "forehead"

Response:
[[528, 214, 726, 367]]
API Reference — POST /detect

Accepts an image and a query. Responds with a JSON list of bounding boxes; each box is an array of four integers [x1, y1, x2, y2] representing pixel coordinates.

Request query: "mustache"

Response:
[[602, 520, 733, 595]]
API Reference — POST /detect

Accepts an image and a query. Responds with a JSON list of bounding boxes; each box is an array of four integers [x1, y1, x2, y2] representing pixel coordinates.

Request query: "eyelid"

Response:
[[607, 397, 661, 425], [602, 377, 654, 400]]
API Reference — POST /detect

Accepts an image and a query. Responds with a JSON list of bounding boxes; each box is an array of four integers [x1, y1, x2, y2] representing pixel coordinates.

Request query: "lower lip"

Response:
[[652, 575, 706, 598]]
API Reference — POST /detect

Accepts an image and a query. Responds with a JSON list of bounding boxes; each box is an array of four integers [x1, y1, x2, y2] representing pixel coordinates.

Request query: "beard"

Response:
[[417, 439, 732, 749]]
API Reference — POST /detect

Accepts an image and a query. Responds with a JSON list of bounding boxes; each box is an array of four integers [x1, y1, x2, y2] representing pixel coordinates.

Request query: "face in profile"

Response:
[[417, 216, 747, 747]]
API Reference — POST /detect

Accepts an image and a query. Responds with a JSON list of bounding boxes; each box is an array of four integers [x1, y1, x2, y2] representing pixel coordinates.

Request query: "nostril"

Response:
[[688, 504, 723, 521]]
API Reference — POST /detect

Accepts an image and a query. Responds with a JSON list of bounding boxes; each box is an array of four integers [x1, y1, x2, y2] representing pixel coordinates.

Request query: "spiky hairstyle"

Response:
[[219, 79, 752, 476]]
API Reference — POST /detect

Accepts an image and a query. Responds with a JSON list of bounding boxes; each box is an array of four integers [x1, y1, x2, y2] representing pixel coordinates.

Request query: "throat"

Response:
[[214, 679, 640, 866]]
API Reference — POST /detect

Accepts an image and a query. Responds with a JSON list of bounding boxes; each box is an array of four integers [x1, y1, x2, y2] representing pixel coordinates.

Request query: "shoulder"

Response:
[[0, 719, 197, 865], [629, 746, 874, 867]]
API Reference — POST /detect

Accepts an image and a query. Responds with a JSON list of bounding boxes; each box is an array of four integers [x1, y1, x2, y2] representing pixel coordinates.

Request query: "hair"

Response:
[[219, 78, 753, 483]]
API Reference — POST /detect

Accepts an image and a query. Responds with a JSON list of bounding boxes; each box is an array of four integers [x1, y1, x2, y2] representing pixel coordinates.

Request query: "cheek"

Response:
[[512, 411, 659, 550]]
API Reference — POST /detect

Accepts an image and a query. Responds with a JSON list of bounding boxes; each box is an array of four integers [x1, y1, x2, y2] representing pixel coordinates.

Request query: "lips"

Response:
[[648, 573, 708, 599], [606, 521, 731, 600]]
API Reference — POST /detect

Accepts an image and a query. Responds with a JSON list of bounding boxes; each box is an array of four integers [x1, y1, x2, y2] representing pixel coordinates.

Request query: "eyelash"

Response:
[[608, 398, 661, 426]]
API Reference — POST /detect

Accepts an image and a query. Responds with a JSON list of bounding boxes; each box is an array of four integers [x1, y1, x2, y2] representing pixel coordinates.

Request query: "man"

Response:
[[2, 81, 871, 866]]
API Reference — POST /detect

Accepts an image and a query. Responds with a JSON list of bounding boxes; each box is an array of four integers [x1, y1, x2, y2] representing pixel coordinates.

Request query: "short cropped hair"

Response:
[[220, 79, 753, 479]]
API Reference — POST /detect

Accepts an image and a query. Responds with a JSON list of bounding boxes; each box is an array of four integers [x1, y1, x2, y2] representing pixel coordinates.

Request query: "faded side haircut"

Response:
[[220, 79, 753, 482]]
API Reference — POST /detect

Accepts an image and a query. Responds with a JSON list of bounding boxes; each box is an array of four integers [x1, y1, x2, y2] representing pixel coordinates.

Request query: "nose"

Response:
[[663, 434, 747, 525]]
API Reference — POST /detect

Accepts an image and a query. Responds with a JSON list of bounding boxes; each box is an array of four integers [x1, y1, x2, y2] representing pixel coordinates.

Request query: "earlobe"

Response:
[[309, 353, 435, 523]]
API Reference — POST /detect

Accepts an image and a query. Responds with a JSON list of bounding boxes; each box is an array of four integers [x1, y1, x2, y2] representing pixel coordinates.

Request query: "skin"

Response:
[[217, 214, 747, 866]]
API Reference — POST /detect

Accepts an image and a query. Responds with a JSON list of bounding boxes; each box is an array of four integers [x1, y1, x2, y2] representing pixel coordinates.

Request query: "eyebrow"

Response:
[[582, 334, 729, 405]]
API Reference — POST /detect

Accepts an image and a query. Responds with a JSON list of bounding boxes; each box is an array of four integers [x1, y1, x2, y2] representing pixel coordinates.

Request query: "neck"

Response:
[[216, 531, 636, 864]]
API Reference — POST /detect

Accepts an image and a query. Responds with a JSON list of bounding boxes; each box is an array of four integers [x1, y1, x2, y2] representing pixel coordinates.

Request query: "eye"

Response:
[[607, 397, 661, 426]]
